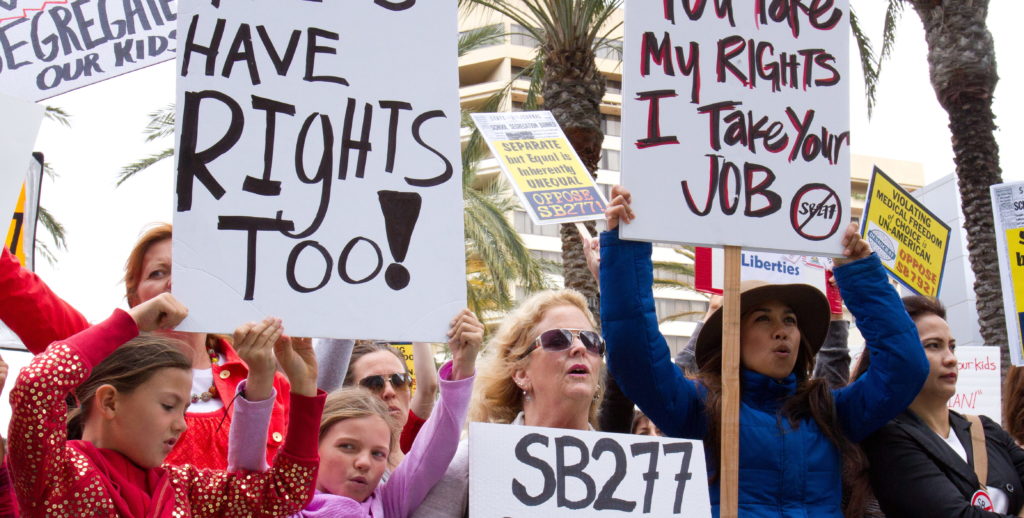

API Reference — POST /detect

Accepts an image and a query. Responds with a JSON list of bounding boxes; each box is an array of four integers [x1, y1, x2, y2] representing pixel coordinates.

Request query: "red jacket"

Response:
[[8, 310, 325, 517], [0, 248, 291, 469]]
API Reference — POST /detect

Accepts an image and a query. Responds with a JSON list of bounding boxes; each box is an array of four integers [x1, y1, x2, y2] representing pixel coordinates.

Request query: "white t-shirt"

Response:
[[939, 429, 1008, 513], [190, 367, 225, 412]]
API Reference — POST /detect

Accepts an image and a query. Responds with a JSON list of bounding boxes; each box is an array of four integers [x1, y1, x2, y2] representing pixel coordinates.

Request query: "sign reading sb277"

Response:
[[469, 423, 711, 517]]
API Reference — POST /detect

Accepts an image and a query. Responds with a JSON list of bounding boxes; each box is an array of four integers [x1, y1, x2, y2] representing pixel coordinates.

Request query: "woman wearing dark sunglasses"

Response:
[[599, 185, 928, 518], [413, 289, 604, 517]]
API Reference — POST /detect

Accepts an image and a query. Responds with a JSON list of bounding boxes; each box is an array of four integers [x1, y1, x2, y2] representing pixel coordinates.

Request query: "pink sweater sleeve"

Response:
[[381, 361, 474, 518], [227, 380, 275, 472]]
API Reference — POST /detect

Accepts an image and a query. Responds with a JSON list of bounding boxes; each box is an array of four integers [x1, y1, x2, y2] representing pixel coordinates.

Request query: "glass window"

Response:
[[654, 298, 706, 323], [601, 115, 621, 137], [510, 24, 539, 47], [605, 79, 622, 95], [458, 24, 505, 50], [600, 149, 621, 171]]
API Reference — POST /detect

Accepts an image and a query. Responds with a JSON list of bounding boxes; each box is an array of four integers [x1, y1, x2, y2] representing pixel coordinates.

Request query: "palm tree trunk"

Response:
[[544, 46, 606, 318], [909, 0, 1007, 374]]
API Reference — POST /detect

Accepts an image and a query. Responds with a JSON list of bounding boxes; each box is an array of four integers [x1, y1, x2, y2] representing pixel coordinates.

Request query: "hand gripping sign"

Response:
[[469, 423, 711, 517], [172, 0, 465, 342], [620, 1, 851, 256]]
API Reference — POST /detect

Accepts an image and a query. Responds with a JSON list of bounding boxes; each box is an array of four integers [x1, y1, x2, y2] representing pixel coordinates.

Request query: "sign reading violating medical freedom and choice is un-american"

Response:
[[621, 1, 850, 255], [469, 423, 711, 518], [0, 0, 177, 101], [172, 0, 466, 342], [472, 111, 608, 225], [862, 167, 950, 297], [992, 182, 1024, 366]]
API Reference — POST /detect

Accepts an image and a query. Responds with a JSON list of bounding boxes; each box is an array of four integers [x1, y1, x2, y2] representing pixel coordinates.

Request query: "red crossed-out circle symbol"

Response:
[[790, 183, 843, 241]]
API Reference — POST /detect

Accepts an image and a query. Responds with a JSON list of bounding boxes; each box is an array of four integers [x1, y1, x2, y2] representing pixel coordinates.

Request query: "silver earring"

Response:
[[523, 389, 532, 402]]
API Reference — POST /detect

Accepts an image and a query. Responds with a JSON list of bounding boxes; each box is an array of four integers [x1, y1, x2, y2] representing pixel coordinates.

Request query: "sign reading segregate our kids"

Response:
[[992, 182, 1024, 366], [471, 112, 608, 225], [172, 1, 466, 341], [0, 0, 177, 101], [469, 423, 711, 518], [621, 1, 850, 255], [862, 167, 950, 297]]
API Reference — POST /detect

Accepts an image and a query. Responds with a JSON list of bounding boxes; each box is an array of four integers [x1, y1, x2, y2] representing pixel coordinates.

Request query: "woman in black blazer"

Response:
[[861, 296, 1024, 517]]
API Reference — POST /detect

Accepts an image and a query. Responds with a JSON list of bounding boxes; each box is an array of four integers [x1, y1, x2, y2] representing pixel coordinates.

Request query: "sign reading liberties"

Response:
[[472, 111, 608, 225], [0, 0, 177, 101], [172, 0, 466, 341], [621, 1, 851, 255], [861, 167, 950, 297]]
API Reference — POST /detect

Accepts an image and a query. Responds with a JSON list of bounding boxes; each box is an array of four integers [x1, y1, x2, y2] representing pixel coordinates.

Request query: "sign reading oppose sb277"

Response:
[[172, 1, 465, 341], [621, 1, 850, 255]]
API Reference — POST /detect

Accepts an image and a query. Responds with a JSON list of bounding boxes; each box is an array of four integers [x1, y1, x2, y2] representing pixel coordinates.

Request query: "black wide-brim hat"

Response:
[[694, 280, 831, 370]]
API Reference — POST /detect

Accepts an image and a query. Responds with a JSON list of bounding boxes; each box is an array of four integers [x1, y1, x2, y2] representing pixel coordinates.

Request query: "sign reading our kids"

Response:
[[992, 181, 1024, 366], [469, 423, 711, 518], [0, 0, 177, 101], [172, 0, 466, 341], [862, 167, 950, 297], [621, 0, 850, 255], [472, 112, 608, 225]]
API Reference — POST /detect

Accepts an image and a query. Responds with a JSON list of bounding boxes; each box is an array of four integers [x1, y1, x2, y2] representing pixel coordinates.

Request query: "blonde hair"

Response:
[[469, 289, 605, 426], [319, 388, 400, 452]]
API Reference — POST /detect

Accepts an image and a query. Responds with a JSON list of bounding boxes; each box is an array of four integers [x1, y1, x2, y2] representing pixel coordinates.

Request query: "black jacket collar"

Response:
[[891, 410, 980, 489]]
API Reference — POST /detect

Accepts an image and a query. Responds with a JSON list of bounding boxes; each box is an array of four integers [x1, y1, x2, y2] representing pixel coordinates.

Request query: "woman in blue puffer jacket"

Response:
[[600, 186, 928, 518]]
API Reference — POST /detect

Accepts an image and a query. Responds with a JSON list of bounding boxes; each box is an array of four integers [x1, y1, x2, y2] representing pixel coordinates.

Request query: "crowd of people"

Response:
[[0, 184, 1020, 517]]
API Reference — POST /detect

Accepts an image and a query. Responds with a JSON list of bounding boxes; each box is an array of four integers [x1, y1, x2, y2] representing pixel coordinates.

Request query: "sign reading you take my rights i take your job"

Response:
[[172, 1, 465, 342], [862, 167, 950, 297], [472, 111, 608, 225], [621, 1, 850, 255], [469, 423, 711, 518]]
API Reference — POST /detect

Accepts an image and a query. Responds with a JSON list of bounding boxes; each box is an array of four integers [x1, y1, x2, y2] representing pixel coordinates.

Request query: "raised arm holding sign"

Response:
[[600, 186, 928, 518]]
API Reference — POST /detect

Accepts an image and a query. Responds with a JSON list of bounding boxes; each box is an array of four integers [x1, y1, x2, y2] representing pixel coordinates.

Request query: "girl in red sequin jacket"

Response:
[[8, 293, 325, 518], [0, 224, 293, 469]]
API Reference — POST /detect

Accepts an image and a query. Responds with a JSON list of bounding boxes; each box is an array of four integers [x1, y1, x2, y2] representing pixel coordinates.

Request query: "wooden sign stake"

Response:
[[720, 245, 742, 518]]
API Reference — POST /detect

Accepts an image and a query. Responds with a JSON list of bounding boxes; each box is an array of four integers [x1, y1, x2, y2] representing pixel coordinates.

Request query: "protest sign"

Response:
[[695, 246, 829, 293], [0, 0, 176, 101], [0, 93, 43, 237], [862, 167, 949, 296], [991, 182, 1024, 365], [172, 1, 465, 341], [947, 346, 1001, 422], [469, 422, 711, 517], [620, 1, 850, 255], [471, 111, 608, 225], [5, 153, 43, 270]]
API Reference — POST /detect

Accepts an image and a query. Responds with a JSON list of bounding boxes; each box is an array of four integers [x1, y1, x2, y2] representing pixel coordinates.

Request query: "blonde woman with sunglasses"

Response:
[[412, 289, 606, 518]]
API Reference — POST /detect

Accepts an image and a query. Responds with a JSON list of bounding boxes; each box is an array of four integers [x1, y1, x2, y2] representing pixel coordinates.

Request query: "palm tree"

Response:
[[461, 0, 623, 318], [868, 1, 1007, 373]]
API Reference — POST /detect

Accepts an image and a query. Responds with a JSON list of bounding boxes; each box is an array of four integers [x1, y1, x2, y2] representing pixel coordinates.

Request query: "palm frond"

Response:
[[117, 148, 174, 186], [459, 24, 506, 56], [43, 106, 71, 127], [849, 6, 880, 118], [143, 104, 176, 142]]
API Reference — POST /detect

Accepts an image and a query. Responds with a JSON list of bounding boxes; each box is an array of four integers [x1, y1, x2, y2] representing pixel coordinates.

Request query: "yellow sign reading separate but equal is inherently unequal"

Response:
[[1005, 228, 1024, 355], [4, 182, 28, 265], [471, 112, 608, 226], [861, 167, 950, 297]]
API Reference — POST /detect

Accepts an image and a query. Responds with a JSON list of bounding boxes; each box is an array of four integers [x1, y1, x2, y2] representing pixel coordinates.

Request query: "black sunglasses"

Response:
[[359, 372, 412, 392], [519, 328, 606, 360]]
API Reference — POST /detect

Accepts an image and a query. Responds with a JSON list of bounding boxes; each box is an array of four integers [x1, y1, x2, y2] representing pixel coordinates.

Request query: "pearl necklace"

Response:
[[191, 346, 220, 404]]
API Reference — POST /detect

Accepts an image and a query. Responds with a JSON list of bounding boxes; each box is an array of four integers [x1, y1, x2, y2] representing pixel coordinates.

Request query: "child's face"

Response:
[[317, 415, 392, 502], [107, 367, 191, 468]]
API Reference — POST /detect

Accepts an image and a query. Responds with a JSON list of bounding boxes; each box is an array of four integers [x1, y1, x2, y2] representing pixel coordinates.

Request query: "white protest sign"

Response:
[[991, 182, 1024, 365], [173, 1, 465, 341], [0, 93, 43, 230], [621, 2, 850, 255], [469, 423, 711, 517], [471, 111, 608, 225], [0, 0, 176, 101], [695, 246, 829, 294], [947, 346, 1001, 422]]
